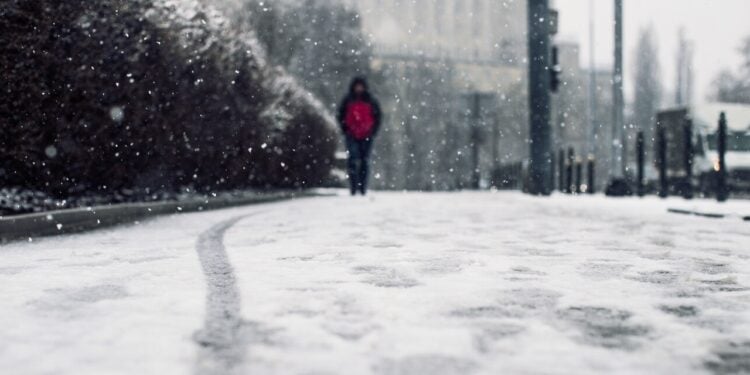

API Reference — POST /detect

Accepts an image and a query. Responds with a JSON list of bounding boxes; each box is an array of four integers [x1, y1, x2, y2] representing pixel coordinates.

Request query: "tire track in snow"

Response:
[[193, 214, 251, 375]]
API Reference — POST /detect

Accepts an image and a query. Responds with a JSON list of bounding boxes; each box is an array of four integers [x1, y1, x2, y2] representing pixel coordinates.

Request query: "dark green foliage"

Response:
[[0, 0, 337, 198]]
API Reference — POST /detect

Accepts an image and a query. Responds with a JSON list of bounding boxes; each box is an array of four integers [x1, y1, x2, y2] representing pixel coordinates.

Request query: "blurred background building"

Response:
[[339, 0, 531, 190]]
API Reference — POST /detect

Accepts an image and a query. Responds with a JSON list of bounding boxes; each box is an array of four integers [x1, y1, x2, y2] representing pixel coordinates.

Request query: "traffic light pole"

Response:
[[527, 0, 553, 195]]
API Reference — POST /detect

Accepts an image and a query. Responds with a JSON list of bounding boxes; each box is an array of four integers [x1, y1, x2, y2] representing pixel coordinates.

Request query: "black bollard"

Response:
[[550, 151, 557, 193], [558, 149, 565, 192], [566, 148, 575, 194], [575, 160, 583, 194], [683, 119, 694, 199], [717, 112, 728, 202], [587, 156, 596, 194], [658, 127, 668, 198], [636, 131, 645, 197]]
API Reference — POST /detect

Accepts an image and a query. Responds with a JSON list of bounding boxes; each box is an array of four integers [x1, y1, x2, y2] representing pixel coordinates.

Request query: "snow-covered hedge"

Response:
[[0, 0, 337, 201]]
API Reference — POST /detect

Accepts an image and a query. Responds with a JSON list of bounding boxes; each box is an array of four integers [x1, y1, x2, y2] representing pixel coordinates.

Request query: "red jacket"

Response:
[[338, 90, 382, 140]]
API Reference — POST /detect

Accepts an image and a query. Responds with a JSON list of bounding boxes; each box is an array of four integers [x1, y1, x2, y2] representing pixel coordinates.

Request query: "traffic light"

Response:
[[550, 45, 562, 93]]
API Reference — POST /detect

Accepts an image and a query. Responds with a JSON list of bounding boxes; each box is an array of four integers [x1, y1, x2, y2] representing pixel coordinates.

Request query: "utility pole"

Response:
[[611, 0, 625, 178], [527, 0, 553, 195]]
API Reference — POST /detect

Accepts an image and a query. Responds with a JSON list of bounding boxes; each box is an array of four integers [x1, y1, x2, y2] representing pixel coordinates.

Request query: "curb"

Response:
[[667, 208, 748, 221], [0, 191, 317, 243]]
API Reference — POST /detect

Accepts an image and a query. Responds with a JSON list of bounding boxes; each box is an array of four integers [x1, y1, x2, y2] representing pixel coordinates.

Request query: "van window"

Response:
[[733, 132, 750, 151], [707, 132, 750, 152]]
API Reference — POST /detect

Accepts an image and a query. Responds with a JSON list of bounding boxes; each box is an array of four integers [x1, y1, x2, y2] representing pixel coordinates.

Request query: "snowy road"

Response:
[[1, 192, 750, 374]]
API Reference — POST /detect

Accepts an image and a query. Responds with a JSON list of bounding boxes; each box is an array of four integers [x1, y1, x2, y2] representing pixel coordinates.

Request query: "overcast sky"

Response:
[[554, 0, 750, 105]]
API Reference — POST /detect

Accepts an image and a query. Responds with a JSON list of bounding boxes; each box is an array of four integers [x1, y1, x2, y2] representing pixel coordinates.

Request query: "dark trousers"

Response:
[[346, 136, 373, 195]]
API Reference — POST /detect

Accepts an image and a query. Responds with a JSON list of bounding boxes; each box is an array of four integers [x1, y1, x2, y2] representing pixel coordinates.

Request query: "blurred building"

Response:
[[339, 0, 530, 189], [547, 40, 616, 192], [342, 0, 527, 91]]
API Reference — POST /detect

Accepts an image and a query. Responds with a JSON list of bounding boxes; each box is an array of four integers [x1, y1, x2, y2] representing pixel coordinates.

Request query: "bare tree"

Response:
[[632, 26, 662, 163], [711, 36, 750, 104]]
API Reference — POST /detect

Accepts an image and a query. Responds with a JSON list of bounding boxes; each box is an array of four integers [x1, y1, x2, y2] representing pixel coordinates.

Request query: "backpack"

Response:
[[344, 100, 375, 140]]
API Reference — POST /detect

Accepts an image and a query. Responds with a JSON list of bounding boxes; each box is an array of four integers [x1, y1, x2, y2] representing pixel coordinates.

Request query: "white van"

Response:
[[693, 102, 750, 193]]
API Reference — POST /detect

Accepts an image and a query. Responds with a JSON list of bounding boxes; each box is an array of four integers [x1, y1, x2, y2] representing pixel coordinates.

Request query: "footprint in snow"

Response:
[[351, 265, 419, 288]]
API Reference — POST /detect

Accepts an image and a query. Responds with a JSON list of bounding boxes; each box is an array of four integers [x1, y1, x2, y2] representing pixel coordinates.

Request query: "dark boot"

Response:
[[359, 154, 369, 196], [347, 156, 358, 196]]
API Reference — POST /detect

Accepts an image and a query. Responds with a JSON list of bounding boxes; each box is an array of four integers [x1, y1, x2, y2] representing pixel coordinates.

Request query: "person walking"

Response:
[[337, 76, 382, 196]]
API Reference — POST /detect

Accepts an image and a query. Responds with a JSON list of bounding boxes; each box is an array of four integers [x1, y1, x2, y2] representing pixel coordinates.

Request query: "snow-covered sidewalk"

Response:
[[1, 192, 749, 374]]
